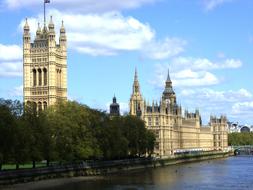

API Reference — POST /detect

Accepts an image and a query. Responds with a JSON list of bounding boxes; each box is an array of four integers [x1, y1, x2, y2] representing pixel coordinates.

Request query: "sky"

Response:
[[0, 0, 253, 124]]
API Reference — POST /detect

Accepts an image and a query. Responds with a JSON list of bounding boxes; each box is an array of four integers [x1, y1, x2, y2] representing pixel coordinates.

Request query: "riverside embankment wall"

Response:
[[0, 151, 232, 186]]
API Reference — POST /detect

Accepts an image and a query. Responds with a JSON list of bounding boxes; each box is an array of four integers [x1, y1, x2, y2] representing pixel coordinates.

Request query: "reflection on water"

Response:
[[32, 157, 253, 190]]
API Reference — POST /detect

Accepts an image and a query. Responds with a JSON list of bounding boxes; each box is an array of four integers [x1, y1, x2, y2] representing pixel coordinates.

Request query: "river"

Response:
[[6, 156, 253, 190]]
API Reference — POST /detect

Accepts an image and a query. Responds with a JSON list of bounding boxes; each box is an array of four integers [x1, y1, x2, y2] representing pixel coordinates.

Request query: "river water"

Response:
[[9, 156, 253, 190]]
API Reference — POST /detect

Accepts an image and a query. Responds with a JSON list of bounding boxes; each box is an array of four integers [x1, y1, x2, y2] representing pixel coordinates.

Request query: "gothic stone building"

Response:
[[129, 69, 228, 157], [23, 17, 67, 111]]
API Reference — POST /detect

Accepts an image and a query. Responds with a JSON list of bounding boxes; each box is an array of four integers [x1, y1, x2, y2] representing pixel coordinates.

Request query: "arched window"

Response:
[[43, 68, 47, 86], [32, 102, 37, 113], [38, 102, 42, 112], [38, 68, 42, 86], [33, 69, 36, 86], [43, 101, 47, 110]]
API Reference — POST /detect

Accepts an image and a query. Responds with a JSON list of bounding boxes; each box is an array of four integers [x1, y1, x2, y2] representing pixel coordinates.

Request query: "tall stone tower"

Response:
[[162, 69, 176, 104], [129, 69, 144, 117], [23, 17, 67, 111]]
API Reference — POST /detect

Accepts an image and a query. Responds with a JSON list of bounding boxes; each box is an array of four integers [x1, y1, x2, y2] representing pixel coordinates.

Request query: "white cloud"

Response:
[[148, 57, 242, 87], [0, 44, 23, 77], [0, 44, 22, 61], [19, 9, 184, 58], [232, 101, 253, 115], [173, 70, 219, 87], [180, 88, 252, 103], [202, 0, 233, 11], [178, 88, 253, 124], [143, 37, 187, 60], [170, 57, 242, 71], [0, 61, 23, 77], [3, 0, 157, 13]]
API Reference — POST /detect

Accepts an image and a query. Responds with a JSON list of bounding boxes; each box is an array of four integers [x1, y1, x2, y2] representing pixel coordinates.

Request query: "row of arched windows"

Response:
[[33, 68, 47, 86], [27, 101, 47, 111]]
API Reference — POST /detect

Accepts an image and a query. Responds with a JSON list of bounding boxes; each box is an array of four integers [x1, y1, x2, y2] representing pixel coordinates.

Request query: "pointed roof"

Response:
[[166, 68, 171, 82], [163, 67, 175, 96], [24, 18, 29, 30], [60, 20, 66, 33], [132, 68, 141, 95], [134, 67, 138, 81], [36, 23, 41, 33], [113, 94, 117, 103], [48, 16, 55, 30]]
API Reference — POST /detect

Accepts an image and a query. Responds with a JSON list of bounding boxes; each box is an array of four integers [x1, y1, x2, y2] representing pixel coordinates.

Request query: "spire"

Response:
[[166, 68, 171, 82], [113, 94, 117, 103], [134, 67, 138, 81], [60, 20, 66, 44], [162, 67, 176, 102], [48, 15, 55, 31], [23, 18, 30, 41], [23, 18, 30, 31], [60, 20, 66, 33], [133, 68, 140, 94], [36, 22, 42, 36]]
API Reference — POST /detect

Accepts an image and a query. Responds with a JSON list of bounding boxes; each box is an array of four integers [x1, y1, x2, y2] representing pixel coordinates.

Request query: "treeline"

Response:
[[228, 132, 253, 146], [0, 99, 155, 170]]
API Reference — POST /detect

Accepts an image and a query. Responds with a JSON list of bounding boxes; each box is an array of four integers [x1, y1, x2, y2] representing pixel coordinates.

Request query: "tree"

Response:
[[23, 103, 44, 168]]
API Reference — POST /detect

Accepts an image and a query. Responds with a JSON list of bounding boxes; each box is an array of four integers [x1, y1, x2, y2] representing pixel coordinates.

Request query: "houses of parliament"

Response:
[[23, 17, 228, 157], [129, 69, 228, 156]]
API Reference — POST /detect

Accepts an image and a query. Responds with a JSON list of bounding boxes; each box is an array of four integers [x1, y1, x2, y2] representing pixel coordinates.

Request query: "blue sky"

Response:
[[0, 0, 253, 124]]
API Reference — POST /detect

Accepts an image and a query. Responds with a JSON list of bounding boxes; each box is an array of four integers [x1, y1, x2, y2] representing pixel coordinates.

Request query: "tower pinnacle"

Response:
[[133, 68, 140, 94], [166, 68, 171, 82], [24, 18, 29, 31], [134, 67, 138, 81]]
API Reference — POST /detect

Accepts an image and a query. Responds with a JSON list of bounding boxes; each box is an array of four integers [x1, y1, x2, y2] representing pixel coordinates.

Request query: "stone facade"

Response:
[[129, 69, 228, 157], [23, 17, 67, 111]]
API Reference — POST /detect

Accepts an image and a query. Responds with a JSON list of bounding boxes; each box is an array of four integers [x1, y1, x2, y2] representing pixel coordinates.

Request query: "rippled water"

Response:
[[12, 156, 253, 190]]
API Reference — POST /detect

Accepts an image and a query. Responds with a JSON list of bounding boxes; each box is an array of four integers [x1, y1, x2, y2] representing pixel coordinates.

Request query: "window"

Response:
[[43, 68, 47, 85], [155, 117, 159, 126], [32, 102, 37, 113], [148, 117, 152, 126], [38, 68, 42, 86], [38, 102, 42, 112], [33, 69, 36, 86], [43, 102, 47, 110]]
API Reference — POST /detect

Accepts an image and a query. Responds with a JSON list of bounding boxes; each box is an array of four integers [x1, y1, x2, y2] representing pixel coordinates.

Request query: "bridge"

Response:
[[232, 145, 253, 155]]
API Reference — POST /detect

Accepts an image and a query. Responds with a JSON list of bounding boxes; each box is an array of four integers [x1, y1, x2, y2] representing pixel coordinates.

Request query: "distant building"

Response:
[[227, 122, 253, 133], [110, 96, 120, 117], [241, 126, 250, 133], [23, 16, 67, 111], [129, 69, 228, 157]]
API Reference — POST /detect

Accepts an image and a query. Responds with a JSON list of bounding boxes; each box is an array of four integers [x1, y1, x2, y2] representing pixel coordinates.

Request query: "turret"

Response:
[[48, 16, 55, 47], [59, 20, 67, 50], [110, 95, 120, 117], [36, 23, 42, 39], [129, 68, 144, 117], [23, 18, 30, 45], [133, 68, 141, 94], [162, 68, 176, 104]]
